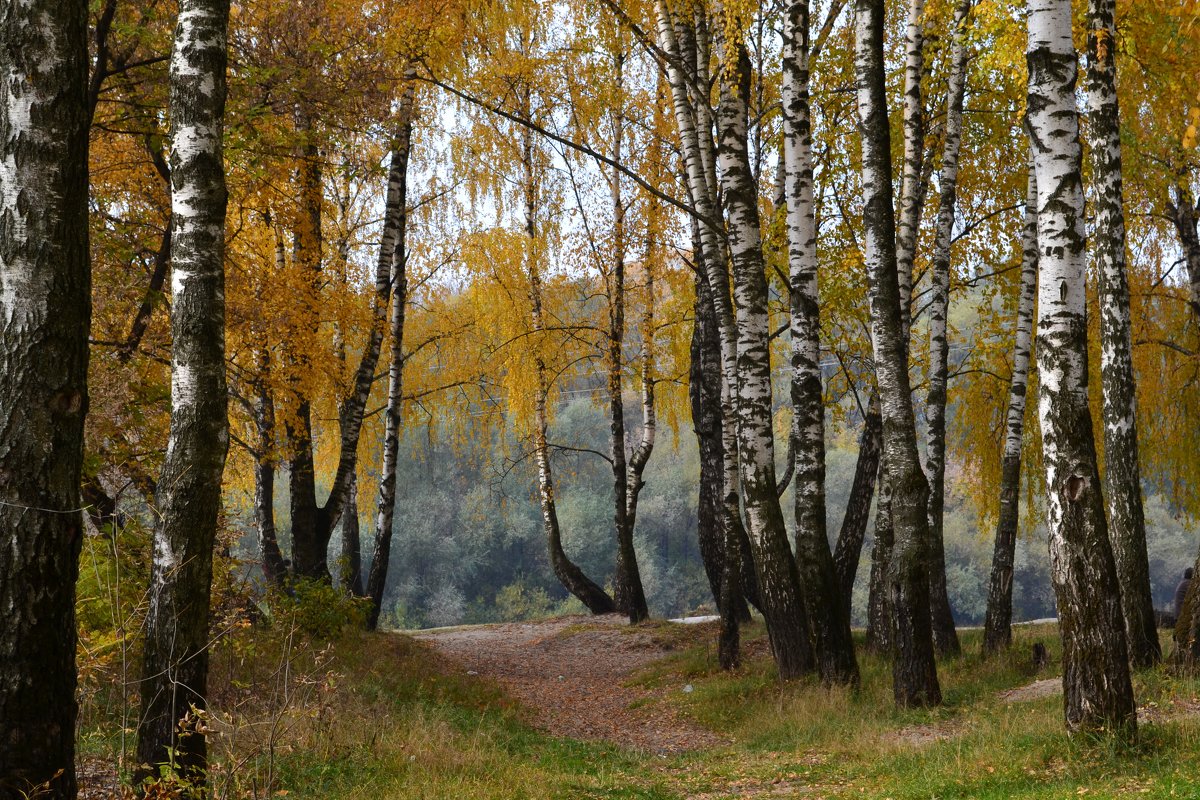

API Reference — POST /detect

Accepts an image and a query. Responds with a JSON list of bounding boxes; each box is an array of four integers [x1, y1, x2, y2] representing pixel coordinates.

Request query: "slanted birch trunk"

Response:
[[832, 393, 881, 616], [783, 0, 857, 686], [924, 0, 974, 660], [714, 13, 816, 680], [1026, 0, 1136, 735], [1087, 0, 1159, 669], [855, 0, 941, 706], [136, 0, 231, 785], [982, 160, 1038, 657], [0, 1, 90, 796], [365, 81, 418, 630]]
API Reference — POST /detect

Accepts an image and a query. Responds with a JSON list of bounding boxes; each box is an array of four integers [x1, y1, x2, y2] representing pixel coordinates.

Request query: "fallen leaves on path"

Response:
[[413, 614, 726, 754]]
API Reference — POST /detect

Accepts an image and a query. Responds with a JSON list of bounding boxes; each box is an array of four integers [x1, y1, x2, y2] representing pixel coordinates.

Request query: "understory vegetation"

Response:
[[76, 619, 1200, 799]]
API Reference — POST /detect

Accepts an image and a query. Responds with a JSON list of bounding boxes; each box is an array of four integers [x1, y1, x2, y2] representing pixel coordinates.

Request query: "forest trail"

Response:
[[412, 614, 727, 754]]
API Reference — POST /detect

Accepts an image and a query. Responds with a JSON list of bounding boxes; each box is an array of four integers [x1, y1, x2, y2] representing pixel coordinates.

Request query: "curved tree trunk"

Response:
[[832, 393, 881, 618], [924, 0, 974, 660], [783, 0, 858, 686], [341, 470, 364, 596], [136, 0, 231, 787], [982, 160, 1038, 657], [0, 0, 90, 795], [1026, 0, 1135, 736], [1087, 0, 1159, 669], [855, 0, 940, 707]]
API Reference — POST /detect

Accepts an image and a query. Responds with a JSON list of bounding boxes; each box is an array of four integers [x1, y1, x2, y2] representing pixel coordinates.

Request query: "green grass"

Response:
[[81, 620, 1200, 799]]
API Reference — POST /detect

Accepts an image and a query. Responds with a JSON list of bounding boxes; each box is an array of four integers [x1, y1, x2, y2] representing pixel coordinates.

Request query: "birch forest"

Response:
[[4, 0, 1200, 797]]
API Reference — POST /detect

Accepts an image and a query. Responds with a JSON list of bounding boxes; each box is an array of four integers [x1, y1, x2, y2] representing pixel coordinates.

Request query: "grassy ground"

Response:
[[81, 620, 1200, 799]]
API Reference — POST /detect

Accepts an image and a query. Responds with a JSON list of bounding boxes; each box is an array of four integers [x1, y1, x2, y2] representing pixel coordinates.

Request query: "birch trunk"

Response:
[[0, 0, 90, 795], [982, 161, 1038, 657], [895, 0, 927, 329], [365, 83, 417, 630], [136, 0, 231, 786], [690, 267, 752, 625], [607, 60, 649, 622], [832, 393, 881, 617], [254, 361, 286, 586], [1172, 185, 1200, 666], [1167, 185, 1200, 321], [856, 0, 940, 706], [1026, 0, 1136, 735], [783, 0, 858, 686], [924, 0, 973, 659], [341, 470, 363, 596], [715, 17, 816, 680], [865, 465, 892, 653], [1087, 0, 1159, 669], [657, 1, 757, 665]]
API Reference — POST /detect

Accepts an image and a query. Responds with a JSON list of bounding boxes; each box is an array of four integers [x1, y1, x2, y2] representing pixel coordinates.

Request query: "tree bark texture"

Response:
[[136, 0, 231, 787], [0, 0, 90, 796], [783, 0, 857, 686], [1087, 0, 1159, 669], [855, 0, 941, 707], [865, 460, 893, 653], [1027, 0, 1136, 735], [982, 160, 1038, 657], [924, 0, 973, 660]]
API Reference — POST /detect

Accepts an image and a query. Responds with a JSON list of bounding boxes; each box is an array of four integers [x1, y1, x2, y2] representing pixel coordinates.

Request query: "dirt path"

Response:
[[412, 614, 726, 754]]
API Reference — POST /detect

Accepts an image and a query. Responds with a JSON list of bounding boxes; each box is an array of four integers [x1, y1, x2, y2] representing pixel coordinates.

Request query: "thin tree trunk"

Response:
[[865, 460, 893, 653], [254, 362, 287, 587], [1167, 185, 1200, 321], [895, 0, 927, 330], [608, 51, 649, 622], [341, 470, 364, 596], [924, 0, 973, 660], [0, 0, 90, 795], [1169, 184, 1200, 666], [136, 0, 231, 786], [622, 196, 658, 619], [1026, 0, 1136, 736], [783, 0, 858, 686], [855, 0, 941, 707], [365, 82, 418, 630], [1087, 0, 1159, 669], [832, 393, 881, 617], [982, 160, 1038, 657], [715, 13, 816, 680]]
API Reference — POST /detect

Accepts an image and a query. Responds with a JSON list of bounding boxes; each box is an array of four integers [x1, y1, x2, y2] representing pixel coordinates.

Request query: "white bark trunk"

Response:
[[1027, 0, 1135, 735]]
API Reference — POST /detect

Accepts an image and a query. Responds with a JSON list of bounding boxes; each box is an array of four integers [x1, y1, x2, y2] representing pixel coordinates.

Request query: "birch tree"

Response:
[[712, 4, 816, 679], [982, 161, 1038, 657], [1026, 0, 1135, 735], [136, 0, 231, 785], [855, 0, 940, 706], [0, 1, 90, 796], [1087, 0, 1159, 669], [924, 0, 974, 660], [783, 0, 857, 685], [365, 79, 418, 630]]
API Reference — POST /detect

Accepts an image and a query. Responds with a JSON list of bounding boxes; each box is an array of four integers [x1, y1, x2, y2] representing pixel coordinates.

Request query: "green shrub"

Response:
[[277, 578, 371, 638]]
